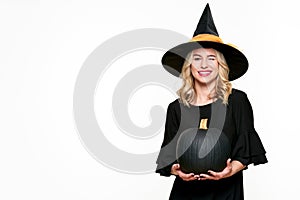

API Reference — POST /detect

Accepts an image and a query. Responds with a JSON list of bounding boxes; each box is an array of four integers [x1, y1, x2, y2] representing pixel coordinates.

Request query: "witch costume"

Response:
[[155, 4, 268, 200]]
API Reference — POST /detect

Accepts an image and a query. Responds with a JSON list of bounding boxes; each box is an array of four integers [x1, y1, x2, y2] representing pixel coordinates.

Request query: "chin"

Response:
[[195, 77, 217, 86], [196, 78, 211, 84]]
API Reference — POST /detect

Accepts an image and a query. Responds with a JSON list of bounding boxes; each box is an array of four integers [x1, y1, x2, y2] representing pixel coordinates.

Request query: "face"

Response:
[[190, 48, 219, 86]]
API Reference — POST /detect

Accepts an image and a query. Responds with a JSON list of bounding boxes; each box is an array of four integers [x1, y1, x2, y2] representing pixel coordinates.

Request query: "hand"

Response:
[[198, 158, 233, 181], [171, 163, 199, 181]]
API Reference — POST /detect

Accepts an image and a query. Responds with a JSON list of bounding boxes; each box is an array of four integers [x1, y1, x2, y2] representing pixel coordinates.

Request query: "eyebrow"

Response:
[[192, 54, 216, 57]]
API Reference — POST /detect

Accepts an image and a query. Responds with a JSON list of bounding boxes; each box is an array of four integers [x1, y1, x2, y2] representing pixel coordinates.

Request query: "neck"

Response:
[[192, 81, 216, 105]]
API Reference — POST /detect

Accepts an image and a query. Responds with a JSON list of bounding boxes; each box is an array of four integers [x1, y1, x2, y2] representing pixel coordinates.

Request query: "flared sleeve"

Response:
[[155, 100, 180, 176], [231, 90, 268, 166]]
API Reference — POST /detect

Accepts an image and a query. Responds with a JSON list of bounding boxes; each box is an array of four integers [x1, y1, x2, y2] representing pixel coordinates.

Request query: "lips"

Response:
[[198, 70, 212, 77]]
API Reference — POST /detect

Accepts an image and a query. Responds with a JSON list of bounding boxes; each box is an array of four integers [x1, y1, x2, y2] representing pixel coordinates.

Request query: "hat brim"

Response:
[[161, 41, 248, 81]]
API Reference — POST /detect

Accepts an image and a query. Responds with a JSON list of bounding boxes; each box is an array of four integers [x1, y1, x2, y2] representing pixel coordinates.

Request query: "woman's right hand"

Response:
[[171, 164, 199, 181]]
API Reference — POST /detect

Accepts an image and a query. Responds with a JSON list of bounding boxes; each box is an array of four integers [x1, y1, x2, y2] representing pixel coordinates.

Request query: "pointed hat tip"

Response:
[[193, 2, 218, 37], [204, 3, 211, 12]]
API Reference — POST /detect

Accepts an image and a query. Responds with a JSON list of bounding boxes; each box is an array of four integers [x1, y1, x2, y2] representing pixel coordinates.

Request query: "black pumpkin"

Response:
[[176, 127, 231, 174]]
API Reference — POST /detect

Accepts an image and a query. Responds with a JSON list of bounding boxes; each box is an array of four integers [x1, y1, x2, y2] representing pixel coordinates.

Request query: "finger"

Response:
[[207, 170, 218, 177], [178, 171, 194, 180], [200, 173, 212, 179], [174, 164, 180, 169], [203, 172, 221, 180], [184, 172, 194, 177], [182, 175, 197, 181], [186, 173, 195, 179], [184, 173, 199, 181], [194, 174, 200, 179], [190, 177, 197, 181], [199, 177, 208, 180], [227, 158, 232, 166], [199, 173, 214, 180], [185, 176, 197, 181]]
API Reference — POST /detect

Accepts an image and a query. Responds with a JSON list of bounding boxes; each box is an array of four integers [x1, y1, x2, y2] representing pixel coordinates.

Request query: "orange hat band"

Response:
[[190, 34, 223, 43]]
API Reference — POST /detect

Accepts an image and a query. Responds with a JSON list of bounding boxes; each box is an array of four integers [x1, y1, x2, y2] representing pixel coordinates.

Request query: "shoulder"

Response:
[[165, 99, 181, 124], [229, 88, 254, 115], [229, 88, 249, 104], [169, 98, 180, 106], [166, 98, 182, 116], [167, 98, 180, 111]]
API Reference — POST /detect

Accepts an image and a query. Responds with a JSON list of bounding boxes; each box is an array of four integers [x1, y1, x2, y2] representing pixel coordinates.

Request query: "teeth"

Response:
[[198, 71, 211, 74]]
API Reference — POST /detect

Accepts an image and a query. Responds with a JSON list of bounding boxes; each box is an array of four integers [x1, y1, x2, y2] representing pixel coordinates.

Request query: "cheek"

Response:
[[211, 65, 219, 78], [192, 60, 203, 69], [212, 62, 218, 69], [213, 64, 219, 73], [191, 69, 197, 78], [190, 66, 197, 73]]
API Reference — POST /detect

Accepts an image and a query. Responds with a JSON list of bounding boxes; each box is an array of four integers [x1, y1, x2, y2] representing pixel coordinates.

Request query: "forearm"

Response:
[[229, 160, 246, 177]]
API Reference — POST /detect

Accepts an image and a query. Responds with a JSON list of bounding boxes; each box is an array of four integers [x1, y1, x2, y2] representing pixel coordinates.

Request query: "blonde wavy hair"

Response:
[[177, 48, 232, 107]]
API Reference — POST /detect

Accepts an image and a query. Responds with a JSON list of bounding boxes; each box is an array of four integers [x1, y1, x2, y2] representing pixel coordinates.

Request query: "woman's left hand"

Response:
[[198, 158, 246, 181], [198, 159, 232, 181]]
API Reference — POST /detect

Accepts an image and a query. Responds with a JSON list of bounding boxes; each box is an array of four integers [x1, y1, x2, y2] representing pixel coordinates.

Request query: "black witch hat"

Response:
[[161, 3, 248, 81]]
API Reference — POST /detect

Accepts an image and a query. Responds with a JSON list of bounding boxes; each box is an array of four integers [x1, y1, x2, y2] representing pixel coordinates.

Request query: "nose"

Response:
[[200, 59, 208, 69]]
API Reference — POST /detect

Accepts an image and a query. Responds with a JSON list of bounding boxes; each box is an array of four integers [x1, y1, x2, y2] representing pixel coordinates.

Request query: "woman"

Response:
[[156, 4, 267, 200]]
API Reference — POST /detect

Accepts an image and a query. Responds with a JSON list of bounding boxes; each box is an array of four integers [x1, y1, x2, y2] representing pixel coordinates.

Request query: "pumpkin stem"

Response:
[[199, 118, 208, 130]]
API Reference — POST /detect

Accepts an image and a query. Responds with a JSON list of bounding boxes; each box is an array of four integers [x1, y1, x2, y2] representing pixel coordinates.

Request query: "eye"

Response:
[[208, 56, 216, 61], [193, 56, 201, 61]]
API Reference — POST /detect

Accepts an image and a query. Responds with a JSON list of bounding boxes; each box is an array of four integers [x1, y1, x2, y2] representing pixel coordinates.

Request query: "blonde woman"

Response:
[[156, 4, 267, 200]]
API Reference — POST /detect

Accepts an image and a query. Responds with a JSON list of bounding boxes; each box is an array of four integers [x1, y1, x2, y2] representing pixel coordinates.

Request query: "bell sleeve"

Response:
[[231, 90, 268, 167], [155, 100, 180, 176]]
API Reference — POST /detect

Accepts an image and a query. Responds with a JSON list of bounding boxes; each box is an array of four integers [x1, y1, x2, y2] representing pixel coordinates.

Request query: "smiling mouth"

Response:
[[198, 71, 212, 77]]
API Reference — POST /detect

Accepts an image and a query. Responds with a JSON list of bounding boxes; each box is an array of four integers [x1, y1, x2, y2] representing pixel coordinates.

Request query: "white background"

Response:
[[1, 0, 299, 199]]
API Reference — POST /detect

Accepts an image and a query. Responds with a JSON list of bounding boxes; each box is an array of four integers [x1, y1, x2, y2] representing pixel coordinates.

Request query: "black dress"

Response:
[[155, 89, 268, 200]]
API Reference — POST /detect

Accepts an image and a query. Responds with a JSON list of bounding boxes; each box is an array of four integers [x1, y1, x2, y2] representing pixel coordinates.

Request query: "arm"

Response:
[[231, 90, 267, 166], [155, 101, 180, 177]]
